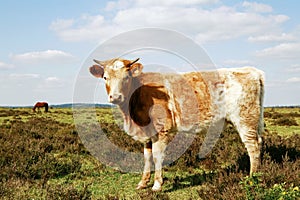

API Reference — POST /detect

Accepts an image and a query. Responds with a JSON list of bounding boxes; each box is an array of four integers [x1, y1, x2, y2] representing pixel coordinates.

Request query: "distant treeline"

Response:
[[1, 103, 115, 109], [52, 103, 115, 108], [265, 105, 300, 108]]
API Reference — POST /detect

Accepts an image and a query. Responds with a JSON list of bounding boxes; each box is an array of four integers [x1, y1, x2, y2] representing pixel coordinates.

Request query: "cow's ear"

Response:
[[89, 65, 104, 78], [130, 63, 143, 77]]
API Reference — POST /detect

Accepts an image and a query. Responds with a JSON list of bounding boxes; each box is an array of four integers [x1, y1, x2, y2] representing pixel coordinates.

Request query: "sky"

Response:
[[0, 0, 300, 106]]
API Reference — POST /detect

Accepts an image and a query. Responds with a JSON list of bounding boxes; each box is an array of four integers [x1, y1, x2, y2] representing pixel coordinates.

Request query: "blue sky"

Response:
[[0, 0, 300, 106]]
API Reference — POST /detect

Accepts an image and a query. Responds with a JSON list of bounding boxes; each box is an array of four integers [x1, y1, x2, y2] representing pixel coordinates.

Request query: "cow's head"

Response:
[[89, 58, 143, 104]]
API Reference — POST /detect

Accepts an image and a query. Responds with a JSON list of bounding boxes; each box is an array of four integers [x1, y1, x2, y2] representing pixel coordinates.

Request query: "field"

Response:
[[0, 106, 299, 199]]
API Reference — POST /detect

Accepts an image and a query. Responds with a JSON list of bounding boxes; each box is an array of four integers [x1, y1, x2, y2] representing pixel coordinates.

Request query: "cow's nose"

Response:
[[109, 94, 123, 104]]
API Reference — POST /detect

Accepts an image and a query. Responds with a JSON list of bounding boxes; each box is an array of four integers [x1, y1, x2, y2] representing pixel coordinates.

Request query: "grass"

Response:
[[264, 107, 300, 136], [0, 106, 299, 199]]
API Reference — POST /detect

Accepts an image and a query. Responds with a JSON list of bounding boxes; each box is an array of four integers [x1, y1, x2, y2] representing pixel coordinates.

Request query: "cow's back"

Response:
[[182, 67, 264, 127], [137, 67, 264, 132]]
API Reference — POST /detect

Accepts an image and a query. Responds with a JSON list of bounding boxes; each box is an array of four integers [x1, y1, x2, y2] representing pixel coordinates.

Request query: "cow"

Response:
[[89, 58, 264, 191]]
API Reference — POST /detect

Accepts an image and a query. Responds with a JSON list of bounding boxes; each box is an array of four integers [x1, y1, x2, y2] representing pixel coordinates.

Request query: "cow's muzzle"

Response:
[[109, 93, 124, 104]]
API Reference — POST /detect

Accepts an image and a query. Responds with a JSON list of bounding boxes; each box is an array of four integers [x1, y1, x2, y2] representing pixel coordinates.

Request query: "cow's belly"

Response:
[[123, 118, 157, 143]]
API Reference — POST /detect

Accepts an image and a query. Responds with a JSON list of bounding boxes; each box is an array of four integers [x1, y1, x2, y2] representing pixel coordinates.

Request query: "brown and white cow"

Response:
[[89, 58, 264, 191]]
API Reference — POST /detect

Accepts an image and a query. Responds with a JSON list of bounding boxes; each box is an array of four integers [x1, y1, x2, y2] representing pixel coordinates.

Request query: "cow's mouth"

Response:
[[109, 94, 125, 105], [111, 99, 123, 104]]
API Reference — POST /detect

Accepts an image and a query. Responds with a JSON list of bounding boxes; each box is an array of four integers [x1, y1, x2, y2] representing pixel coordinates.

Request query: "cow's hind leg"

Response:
[[233, 121, 262, 175], [137, 142, 152, 189], [152, 140, 167, 191]]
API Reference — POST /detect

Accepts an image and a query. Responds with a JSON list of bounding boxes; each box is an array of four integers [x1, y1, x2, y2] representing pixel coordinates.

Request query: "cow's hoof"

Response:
[[151, 186, 162, 192], [136, 183, 147, 190], [136, 185, 146, 190], [151, 181, 162, 192]]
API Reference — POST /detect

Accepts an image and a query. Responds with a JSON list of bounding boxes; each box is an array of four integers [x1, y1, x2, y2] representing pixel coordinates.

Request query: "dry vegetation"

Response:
[[0, 107, 299, 199]]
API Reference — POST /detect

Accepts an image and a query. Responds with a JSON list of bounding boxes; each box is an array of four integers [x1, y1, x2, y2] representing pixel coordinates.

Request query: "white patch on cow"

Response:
[[209, 80, 226, 118], [112, 61, 124, 70], [123, 116, 157, 143], [221, 73, 242, 131], [164, 79, 177, 126]]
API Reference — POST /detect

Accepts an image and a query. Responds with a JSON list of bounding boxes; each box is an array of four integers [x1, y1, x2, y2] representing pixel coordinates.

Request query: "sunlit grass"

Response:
[[264, 107, 300, 136]]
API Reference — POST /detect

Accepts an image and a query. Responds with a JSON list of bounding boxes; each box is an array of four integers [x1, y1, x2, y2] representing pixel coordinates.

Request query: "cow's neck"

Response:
[[118, 76, 143, 118], [116, 76, 153, 141]]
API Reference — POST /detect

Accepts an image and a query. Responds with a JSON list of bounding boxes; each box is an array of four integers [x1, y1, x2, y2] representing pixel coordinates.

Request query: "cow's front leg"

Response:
[[152, 140, 167, 191], [137, 142, 152, 189]]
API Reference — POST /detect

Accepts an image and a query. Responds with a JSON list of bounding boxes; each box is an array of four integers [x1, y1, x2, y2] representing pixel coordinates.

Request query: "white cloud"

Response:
[[9, 73, 40, 79], [46, 76, 60, 82], [106, 0, 219, 11], [50, 2, 289, 44], [33, 76, 66, 92], [11, 50, 75, 64], [193, 7, 288, 43], [0, 61, 14, 70], [115, 6, 289, 43], [242, 1, 273, 13], [286, 77, 300, 83], [248, 33, 296, 43], [287, 64, 300, 73], [50, 19, 74, 30], [135, 0, 219, 7], [50, 14, 122, 42], [105, 0, 134, 11], [43, 76, 65, 89], [256, 43, 300, 59]]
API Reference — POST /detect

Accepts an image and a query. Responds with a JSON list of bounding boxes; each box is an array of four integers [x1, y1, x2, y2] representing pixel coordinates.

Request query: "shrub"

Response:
[[240, 174, 300, 200], [0, 114, 88, 199], [273, 117, 298, 126], [46, 184, 91, 200], [195, 126, 300, 199]]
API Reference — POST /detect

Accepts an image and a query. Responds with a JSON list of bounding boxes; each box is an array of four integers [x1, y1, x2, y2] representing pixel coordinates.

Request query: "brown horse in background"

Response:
[[33, 102, 49, 112]]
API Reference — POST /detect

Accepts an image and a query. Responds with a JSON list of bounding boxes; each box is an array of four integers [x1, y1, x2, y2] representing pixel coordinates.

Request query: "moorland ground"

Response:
[[0, 107, 299, 199]]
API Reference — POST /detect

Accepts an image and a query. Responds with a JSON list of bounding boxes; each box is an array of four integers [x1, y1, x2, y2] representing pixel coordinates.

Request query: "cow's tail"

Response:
[[257, 70, 265, 148]]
